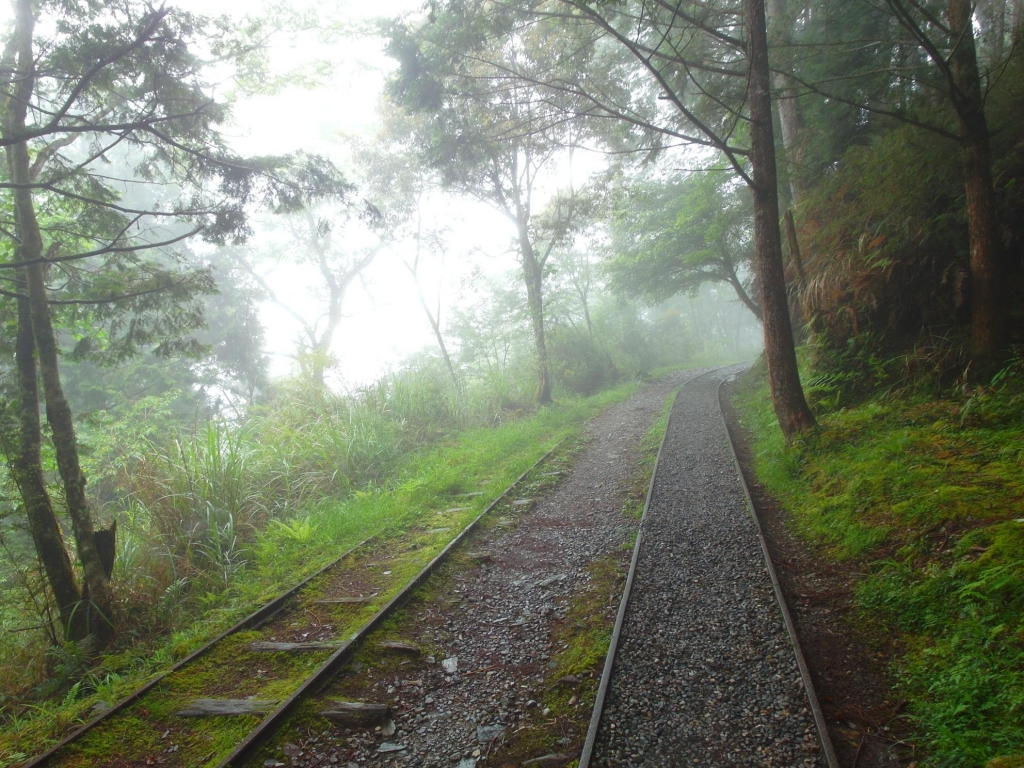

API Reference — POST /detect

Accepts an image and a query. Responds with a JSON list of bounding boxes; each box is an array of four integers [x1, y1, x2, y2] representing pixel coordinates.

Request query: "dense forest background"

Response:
[[0, 0, 1022, 765]]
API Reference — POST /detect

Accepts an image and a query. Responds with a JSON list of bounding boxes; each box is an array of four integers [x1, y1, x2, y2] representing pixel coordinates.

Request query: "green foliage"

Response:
[[798, 126, 966, 354], [547, 326, 617, 396], [605, 169, 758, 318], [858, 520, 1024, 763], [736, 358, 1024, 766], [792, 27, 1024, 379]]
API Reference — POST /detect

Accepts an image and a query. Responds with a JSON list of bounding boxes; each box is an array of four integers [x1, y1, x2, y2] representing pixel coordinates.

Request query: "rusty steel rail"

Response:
[[217, 439, 564, 767], [716, 367, 839, 768], [22, 440, 564, 768]]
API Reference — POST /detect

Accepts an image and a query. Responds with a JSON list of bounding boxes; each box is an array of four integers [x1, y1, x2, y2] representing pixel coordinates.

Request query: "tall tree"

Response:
[[386, 11, 587, 404], [745, 0, 813, 437], [0, 0, 348, 642], [605, 170, 762, 322], [436, 0, 815, 437], [778, 0, 1018, 362], [353, 114, 463, 397], [235, 210, 380, 387]]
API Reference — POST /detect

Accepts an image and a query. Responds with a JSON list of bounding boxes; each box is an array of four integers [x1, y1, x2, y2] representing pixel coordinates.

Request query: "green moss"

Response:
[[735, 364, 1024, 767]]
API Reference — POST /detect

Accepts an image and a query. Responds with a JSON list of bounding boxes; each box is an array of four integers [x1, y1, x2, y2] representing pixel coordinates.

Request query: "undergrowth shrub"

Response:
[[547, 327, 618, 396], [798, 125, 966, 355]]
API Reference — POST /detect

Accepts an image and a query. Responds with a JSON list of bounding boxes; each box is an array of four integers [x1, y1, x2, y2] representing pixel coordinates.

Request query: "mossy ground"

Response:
[[735, 365, 1024, 767], [0, 383, 643, 768], [248, 443, 584, 766]]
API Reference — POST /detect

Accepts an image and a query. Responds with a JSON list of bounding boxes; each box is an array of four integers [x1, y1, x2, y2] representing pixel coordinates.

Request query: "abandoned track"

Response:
[[22, 443, 564, 768], [22, 366, 840, 767]]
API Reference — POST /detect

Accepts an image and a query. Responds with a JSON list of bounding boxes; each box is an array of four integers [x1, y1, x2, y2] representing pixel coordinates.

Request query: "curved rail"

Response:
[[22, 440, 563, 768], [577, 364, 839, 768], [576, 379, 683, 767], [716, 368, 839, 768]]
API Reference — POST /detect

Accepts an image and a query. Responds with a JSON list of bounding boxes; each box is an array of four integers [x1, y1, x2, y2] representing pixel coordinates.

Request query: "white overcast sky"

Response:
[[190, 0, 504, 389]]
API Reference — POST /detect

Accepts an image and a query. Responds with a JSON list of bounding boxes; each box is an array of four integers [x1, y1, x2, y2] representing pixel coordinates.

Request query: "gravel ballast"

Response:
[[260, 370, 704, 768], [590, 366, 824, 767]]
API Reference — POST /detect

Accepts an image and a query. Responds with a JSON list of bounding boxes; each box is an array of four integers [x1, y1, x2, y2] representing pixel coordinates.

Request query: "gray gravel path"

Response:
[[270, 370, 706, 768], [592, 366, 824, 767]]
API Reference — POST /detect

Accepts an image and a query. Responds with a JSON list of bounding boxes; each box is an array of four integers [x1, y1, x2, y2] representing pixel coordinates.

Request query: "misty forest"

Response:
[[0, 0, 1022, 766]]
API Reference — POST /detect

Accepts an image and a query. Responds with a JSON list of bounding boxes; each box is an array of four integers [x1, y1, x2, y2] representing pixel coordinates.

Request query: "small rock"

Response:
[[553, 675, 580, 687], [382, 718, 397, 736], [457, 759, 477, 768], [282, 744, 301, 758], [378, 742, 406, 753], [263, 761, 285, 768], [91, 700, 111, 715], [476, 724, 506, 742], [441, 657, 458, 673], [533, 574, 567, 588], [378, 641, 421, 656]]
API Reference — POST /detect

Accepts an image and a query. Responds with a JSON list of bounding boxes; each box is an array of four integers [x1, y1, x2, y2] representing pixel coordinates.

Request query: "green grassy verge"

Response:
[[0, 382, 639, 767], [734, 365, 1024, 767]]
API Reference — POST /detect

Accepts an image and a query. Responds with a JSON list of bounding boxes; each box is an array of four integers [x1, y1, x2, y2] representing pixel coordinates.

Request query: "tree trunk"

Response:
[[24, 249, 116, 643], [518, 234, 553, 405], [746, 0, 816, 441], [6, 0, 114, 643], [948, 0, 1004, 363], [767, 0, 805, 207], [12, 294, 87, 641], [416, 289, 463, 398]]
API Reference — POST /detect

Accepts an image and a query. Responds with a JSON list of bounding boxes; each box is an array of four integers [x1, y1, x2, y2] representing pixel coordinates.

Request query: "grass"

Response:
[[0, 379, 641, 767], [250, 384, 679, 768], [734, 360, 1024, 767]]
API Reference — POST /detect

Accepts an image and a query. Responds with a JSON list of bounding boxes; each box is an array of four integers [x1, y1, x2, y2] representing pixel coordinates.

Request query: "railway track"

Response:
[[20, 365, 840, 767], [580, 365, 839, 767], [20, 441, 566, 768]]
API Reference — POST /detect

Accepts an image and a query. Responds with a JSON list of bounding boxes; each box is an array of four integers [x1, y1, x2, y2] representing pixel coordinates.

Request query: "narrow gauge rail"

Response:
[[22, 443, 562, 768], [579, 365, 839, 768]]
